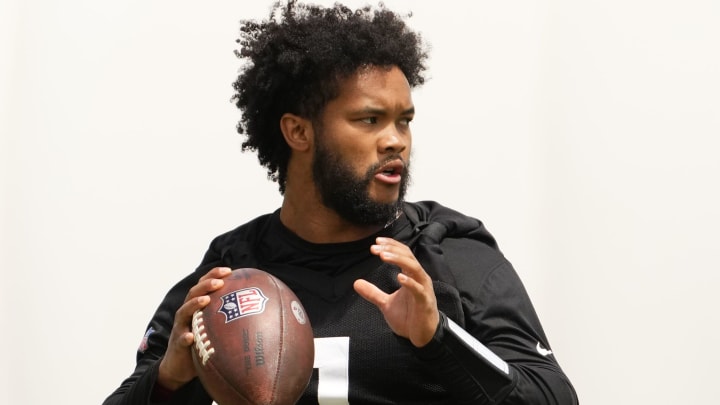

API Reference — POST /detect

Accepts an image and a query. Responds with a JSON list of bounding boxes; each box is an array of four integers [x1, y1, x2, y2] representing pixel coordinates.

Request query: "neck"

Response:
[[279, 188, 383, 244]]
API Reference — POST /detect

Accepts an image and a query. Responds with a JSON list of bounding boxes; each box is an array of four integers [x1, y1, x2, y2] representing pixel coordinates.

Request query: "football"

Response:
[[191, 268, 314, 405]]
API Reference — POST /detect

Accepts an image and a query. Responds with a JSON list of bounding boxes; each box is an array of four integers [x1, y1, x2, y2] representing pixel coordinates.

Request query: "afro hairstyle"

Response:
[[231, 0, 428, 194]]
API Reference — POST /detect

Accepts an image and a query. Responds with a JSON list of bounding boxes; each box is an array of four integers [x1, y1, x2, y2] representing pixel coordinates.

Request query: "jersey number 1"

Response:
[[313, 337, 350, 405]]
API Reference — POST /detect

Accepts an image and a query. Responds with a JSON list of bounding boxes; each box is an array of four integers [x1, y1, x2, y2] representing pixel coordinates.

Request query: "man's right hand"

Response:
[[157, 267, 233, 391]]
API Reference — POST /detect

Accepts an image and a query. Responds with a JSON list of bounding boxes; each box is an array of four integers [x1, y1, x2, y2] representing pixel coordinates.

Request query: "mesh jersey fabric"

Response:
[[103, 200, 577, 405]]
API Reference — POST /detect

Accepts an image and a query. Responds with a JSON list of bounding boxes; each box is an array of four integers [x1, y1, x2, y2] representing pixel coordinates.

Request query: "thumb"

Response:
[[353, 279, 388, 308]]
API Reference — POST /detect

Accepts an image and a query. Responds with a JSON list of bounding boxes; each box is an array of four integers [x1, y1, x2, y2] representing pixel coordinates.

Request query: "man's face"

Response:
[[311, 66, 414, 226]]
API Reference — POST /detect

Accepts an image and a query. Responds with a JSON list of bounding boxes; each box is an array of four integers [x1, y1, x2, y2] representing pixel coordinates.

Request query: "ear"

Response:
[[280, 113, 312, 152]]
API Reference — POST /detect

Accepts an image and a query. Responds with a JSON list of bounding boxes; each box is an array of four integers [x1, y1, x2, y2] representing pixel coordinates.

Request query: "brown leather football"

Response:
[[191, 268, 314, 405]]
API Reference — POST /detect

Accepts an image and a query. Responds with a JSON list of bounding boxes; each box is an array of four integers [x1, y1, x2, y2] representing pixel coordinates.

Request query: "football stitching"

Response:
[[268, 276, 285, 404], [192, 310, 215, 366]]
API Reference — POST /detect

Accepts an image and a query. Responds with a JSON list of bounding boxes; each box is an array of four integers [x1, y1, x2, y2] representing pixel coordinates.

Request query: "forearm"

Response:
[[104, 270, 211, 405], [415, 312, 578, 404], [103, 360, 163, 405]]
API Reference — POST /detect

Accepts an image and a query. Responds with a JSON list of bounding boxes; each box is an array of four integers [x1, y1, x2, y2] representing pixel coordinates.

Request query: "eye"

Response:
[[360, 117, 378, 124], [399, 117, 413, 126]]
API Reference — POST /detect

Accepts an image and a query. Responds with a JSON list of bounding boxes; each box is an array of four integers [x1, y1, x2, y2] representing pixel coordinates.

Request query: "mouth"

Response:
[[374, 159, 404, 184]]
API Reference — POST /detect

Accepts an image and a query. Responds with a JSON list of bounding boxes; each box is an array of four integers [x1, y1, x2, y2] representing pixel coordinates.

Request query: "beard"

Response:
[[312, 138, 411, 227]]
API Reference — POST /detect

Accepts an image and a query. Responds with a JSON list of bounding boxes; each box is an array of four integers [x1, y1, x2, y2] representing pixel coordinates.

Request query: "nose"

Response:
[[377, 124, 409, 154]]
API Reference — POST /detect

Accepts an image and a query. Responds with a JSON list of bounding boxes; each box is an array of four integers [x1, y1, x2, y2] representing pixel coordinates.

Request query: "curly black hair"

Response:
[[231, 0, 428, 194]]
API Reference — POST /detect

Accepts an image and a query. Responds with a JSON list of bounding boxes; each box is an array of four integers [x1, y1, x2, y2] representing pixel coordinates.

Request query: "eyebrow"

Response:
[[356, 106, 415, 116]]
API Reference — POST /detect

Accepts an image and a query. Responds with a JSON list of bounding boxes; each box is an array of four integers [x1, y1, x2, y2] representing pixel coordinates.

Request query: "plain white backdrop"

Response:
[[2, 1, 719, 404]]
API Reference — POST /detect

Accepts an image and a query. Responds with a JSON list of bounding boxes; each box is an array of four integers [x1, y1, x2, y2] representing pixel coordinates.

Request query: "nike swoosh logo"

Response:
[[536, 342, 553, 356]]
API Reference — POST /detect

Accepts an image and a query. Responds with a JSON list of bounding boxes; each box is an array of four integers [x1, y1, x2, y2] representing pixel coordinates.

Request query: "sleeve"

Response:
[[102, 236, 230, 405], [414, 311, 517, 403], [415, 238, 579, 404]]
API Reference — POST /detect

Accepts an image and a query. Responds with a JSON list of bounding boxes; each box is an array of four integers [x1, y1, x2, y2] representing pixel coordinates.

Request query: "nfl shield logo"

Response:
[[218, 287, 269, 323]]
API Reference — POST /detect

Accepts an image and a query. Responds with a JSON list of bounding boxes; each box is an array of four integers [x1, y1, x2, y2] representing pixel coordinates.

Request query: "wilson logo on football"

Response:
[[218, 287, 269, 323]]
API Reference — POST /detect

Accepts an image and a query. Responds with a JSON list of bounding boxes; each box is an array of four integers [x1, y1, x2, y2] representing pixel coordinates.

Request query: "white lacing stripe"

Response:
[[192, 310, 215, 366]]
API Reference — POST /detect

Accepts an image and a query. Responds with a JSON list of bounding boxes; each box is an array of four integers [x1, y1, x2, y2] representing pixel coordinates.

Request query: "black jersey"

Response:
[[104, 201, 578, 404]]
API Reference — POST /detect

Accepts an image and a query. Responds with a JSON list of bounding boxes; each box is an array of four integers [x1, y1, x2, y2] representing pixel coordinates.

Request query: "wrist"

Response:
[[157, 357, 187, 392], [414, 312, 446, 352], [151, 379, 176, 402]]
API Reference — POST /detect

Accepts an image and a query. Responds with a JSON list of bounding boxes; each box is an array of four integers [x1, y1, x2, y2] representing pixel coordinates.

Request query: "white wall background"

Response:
[[2, 1, 718, 404]]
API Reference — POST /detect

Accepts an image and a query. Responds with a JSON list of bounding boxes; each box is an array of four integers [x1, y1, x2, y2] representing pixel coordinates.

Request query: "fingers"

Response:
[[395, 272, 426, 299], [175, 267, 231, 328], [197, 266, 233, 290], [174, 296, 210, 330], [178, 266, 233, 333], [199, 266, 233, 282], [361, 238, 439, 347], [177, 268, 232, 347], [160, 267, 232, 390], [185, 267, 232, 302], [371, 238, 431, 287], [367, 237, 435, 307]]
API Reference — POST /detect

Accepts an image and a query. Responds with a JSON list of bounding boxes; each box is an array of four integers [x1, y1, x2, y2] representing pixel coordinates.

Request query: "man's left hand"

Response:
[[353, 237, 439, 347]]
